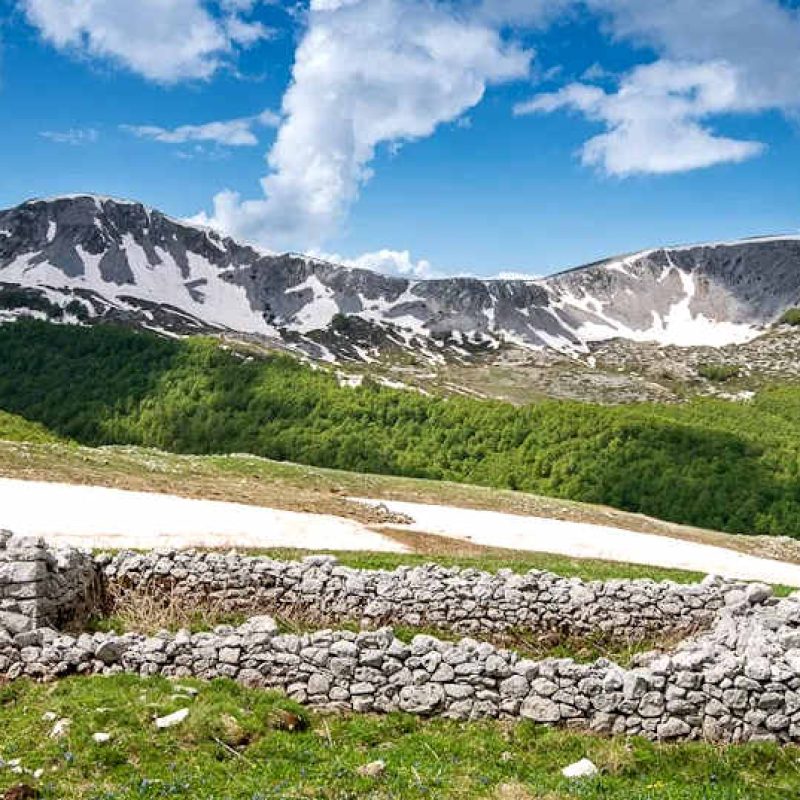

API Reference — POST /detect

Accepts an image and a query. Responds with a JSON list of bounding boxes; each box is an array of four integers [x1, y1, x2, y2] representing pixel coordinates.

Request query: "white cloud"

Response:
[[122, 109, 279, 147], [198, 0, 532, 249], [186, 0, 800, 254], [581, 62, 613, 82], [324, 248, 435, 278], [21, 0, 272, 83], [488, 270, 542, 281], [39, 127, 99, 145], [512, 0, 800, 176], [588, 0, 800, 112], [517, 60, 765, 175]]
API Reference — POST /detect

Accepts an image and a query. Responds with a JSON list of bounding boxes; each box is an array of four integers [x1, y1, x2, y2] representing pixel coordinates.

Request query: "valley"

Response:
[[3, 195, 800, 798], [3, 319, 800, 538], [7, 0, 800, 793]]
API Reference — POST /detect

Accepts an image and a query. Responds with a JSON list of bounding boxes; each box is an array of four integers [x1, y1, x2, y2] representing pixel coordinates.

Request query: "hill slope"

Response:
[[2, 320, 800, 537]]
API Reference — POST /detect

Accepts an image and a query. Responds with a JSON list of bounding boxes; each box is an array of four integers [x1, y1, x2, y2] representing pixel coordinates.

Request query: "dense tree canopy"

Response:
[[2, 320, 800, 537]]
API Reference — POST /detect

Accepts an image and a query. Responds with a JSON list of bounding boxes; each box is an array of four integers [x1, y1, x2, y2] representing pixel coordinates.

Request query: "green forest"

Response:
[[2, 320, 800, 537]]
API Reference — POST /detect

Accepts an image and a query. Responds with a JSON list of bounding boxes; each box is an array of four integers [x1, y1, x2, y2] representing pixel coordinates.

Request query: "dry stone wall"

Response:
[[3, 588, 800, 744], [2, 535, 800, 744], [0, 531, 99, 634], [102, 550, 739, 639]]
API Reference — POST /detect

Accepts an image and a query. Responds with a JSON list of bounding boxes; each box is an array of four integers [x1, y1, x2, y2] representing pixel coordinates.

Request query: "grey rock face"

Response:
[[2, 196, 799, 361]]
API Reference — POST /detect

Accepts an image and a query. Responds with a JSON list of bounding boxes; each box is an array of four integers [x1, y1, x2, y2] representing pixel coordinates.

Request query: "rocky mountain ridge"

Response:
[[2, 194, 800, 365]]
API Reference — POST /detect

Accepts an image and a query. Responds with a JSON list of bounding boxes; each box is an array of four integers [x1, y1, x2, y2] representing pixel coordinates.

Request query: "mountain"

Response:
[[2, 194, 800, 363]]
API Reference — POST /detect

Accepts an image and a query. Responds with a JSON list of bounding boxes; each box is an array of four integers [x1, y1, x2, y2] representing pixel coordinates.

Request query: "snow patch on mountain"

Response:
[[1, 195, 799, 362]]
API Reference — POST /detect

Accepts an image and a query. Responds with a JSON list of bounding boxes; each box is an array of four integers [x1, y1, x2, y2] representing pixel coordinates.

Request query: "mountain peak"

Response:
[[2, 193, 800, 361]]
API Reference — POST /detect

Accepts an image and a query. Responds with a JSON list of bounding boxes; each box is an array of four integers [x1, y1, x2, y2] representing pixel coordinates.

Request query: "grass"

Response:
[[251, 545, 705, 584], [697, 364, 741, 383], [1, 675, 799, 799], [778, 309, 800, 327], [0, 410, 62, 444]]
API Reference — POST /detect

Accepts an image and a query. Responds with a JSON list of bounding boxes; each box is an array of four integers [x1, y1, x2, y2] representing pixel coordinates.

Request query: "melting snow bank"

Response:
[[0, 478, 406, 553], [0, 477, 797, 585], [356, 499, 800, 587]]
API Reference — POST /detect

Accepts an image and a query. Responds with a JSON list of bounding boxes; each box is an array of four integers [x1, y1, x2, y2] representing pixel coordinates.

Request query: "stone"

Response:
[[330, 657, 357, 678], [745, 658, 772, 682], [746, 584, 773, 605], [0, 612, 32, 636], [431, 663, 455, 682], [95, 640, 124, 665], [331, 640, 358, 659], [357, 760, 386, 779], [308, 673, 332, 695], [530, 678, 557, 697], [155, 708, 189, 729], [49, 718, 71, 739], [638, 692, 665, 718], [623, 672, 648, 699], [500, 675, 529, 699], [241, 616, 279, 635], [561, 758, 598, 779], [398, 685, 444, 714], [766, 713, 790, 731], [520, 697, 561, 723], [657, 718, 691, 740]]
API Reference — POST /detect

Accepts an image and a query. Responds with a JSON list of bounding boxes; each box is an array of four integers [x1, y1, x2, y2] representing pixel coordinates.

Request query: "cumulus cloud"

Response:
[[513, 0, 800, 176], [39, 127, 99, 145], [198, 0, 532, 249], [21, 0, 273, 83], [324, 248, 435, 278], [122, 109, 279, 147], [516, 60, 765, 175]]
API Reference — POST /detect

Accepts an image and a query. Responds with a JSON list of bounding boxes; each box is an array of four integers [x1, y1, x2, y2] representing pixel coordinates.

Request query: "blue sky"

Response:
[[1, 0, 799, 277]]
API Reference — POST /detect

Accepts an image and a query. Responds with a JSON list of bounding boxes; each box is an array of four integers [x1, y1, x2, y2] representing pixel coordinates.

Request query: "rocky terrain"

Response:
[[3, 195, 800, 388]]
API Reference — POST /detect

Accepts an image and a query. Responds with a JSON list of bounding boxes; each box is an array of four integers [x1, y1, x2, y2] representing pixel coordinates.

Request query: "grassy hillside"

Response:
[[1, 320, 800, 537], [0, 409, 62, 443], [2, 675, 798, 800]]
